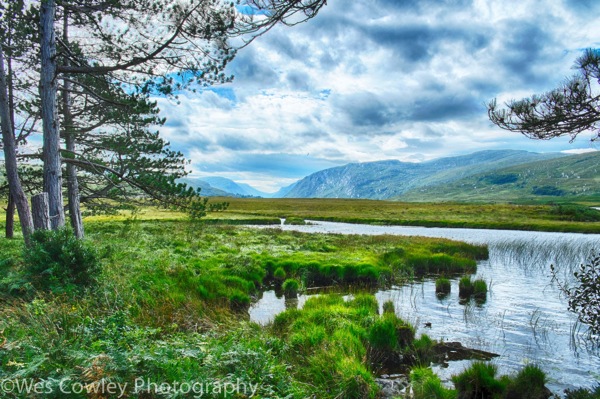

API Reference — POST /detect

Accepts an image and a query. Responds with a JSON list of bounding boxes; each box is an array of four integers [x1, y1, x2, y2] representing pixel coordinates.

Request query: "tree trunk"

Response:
[[40, 0, 65, 230], [5, 192, 15, 239], [62, 14, 84, 238], [31, 193, 51, 231], [0, 47, 34, 244]]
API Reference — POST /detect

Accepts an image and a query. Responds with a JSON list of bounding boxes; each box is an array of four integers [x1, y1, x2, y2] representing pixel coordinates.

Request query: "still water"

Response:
[[248, 221, 600, 392]]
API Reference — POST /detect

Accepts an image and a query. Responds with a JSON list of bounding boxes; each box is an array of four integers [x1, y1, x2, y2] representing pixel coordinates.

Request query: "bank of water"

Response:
[[248, 221, 600, 393]]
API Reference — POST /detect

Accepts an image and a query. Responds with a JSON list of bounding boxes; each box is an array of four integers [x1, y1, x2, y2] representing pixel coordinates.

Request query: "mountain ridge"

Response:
[[283, 150, 569, 199]]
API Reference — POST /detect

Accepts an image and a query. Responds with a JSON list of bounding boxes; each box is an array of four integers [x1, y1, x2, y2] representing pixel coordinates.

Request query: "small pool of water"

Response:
[[248, 221, 600, 393]]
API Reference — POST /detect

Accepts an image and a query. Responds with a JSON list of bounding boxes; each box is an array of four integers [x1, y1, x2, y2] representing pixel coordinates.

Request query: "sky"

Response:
[[155, 0, 600, 193]]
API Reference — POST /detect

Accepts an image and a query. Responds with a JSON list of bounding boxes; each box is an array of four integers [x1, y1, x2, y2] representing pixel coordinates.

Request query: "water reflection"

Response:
[[248, 221, 600, 392]]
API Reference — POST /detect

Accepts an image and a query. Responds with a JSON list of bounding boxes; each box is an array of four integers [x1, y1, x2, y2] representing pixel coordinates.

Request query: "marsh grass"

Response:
[[451, 362, 505, 399], [0, 219, 492, 398], [459, 276, 474, 298], [436, 277, 451, 295], [212, 197, 600, 233], [411, 367, 457, 399]]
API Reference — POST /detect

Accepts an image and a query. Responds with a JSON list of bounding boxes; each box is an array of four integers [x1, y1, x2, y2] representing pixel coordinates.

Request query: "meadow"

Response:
[[1, 200, 599, 398], [84, 198, 600, 233]]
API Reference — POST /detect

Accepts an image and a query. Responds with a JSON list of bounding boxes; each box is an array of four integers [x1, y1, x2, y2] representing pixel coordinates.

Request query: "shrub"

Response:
[[436, 277, 451, 295], [552, 253, 600, 336], [23, 228, 99, 293], [452, 362, 505, 399]]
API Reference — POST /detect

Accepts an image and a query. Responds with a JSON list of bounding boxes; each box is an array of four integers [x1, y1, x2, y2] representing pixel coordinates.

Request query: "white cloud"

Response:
[[153, 0, 600, 190]]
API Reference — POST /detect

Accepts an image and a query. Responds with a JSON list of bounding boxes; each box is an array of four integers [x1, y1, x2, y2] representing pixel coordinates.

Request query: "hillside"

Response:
[[397, 151, 600, 202], [284, 150, 567, 199]]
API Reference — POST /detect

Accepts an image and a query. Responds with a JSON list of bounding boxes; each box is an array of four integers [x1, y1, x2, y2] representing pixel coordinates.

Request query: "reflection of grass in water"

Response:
[[490, 238, 597, 276]]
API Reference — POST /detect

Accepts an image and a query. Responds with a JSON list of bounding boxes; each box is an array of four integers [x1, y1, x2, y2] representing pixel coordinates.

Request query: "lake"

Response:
[[249, 221, 600, 393]]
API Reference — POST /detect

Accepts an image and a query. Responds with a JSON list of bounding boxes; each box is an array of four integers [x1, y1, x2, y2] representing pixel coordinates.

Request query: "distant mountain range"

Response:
[[182, 176, 296, 198], [183, 149, 600, 202]]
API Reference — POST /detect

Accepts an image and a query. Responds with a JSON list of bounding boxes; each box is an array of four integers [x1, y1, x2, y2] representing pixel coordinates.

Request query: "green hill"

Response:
[[396, 151, 600, 203], [284, 150, 567, 199]]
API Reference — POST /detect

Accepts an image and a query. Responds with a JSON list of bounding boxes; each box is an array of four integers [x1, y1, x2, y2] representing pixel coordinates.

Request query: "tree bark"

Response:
[[40, 0, 65, 230], [0, 47, 34, 244], [62, 13, 84, 238], [5, 192, 15, 239], [31, 193, 51, 231]]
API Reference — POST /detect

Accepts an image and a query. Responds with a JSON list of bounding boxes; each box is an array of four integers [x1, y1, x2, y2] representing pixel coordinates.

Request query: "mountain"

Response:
[[396, 151, 600, 202], [271, 182, 298, 198], [199, 177, 263, 197], [179, 178, 232, 197], [284, 150, 568, 199]]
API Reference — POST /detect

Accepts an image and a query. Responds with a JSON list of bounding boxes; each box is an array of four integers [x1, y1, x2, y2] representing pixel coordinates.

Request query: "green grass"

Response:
[[0, 219, 491, 398], [0, 214, 563, 398], [435, 277, 451, 295], [207, 197, 600, 233]]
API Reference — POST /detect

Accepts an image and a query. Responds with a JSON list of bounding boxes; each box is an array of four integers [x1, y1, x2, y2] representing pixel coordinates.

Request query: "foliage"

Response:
[[23, 228, 99, 293], [0, 301, 303, 398], [489, 49, 600, 142], [552, 253, 600, 336]]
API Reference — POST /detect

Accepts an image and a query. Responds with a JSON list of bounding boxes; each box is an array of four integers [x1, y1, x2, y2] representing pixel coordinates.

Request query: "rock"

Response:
[[433, 341, 499, 364], [375, 374, 409, 398]]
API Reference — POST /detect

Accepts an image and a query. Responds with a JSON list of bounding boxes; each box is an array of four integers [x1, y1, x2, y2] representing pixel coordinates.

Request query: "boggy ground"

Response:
[[0, 217, 578, 398]]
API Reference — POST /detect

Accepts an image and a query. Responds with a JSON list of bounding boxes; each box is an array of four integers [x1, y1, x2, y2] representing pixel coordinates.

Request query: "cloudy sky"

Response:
[[156, 0, 600, 193]]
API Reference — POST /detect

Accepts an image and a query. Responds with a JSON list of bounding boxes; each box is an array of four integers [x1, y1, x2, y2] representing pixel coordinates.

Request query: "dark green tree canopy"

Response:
[[488, 49, 600, 142]]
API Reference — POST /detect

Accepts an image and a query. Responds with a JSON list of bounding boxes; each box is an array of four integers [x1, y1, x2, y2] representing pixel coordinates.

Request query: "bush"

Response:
[[436, 277, 451, 295], [551, 253, 600, 336], [23, 228, 99, 293]]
